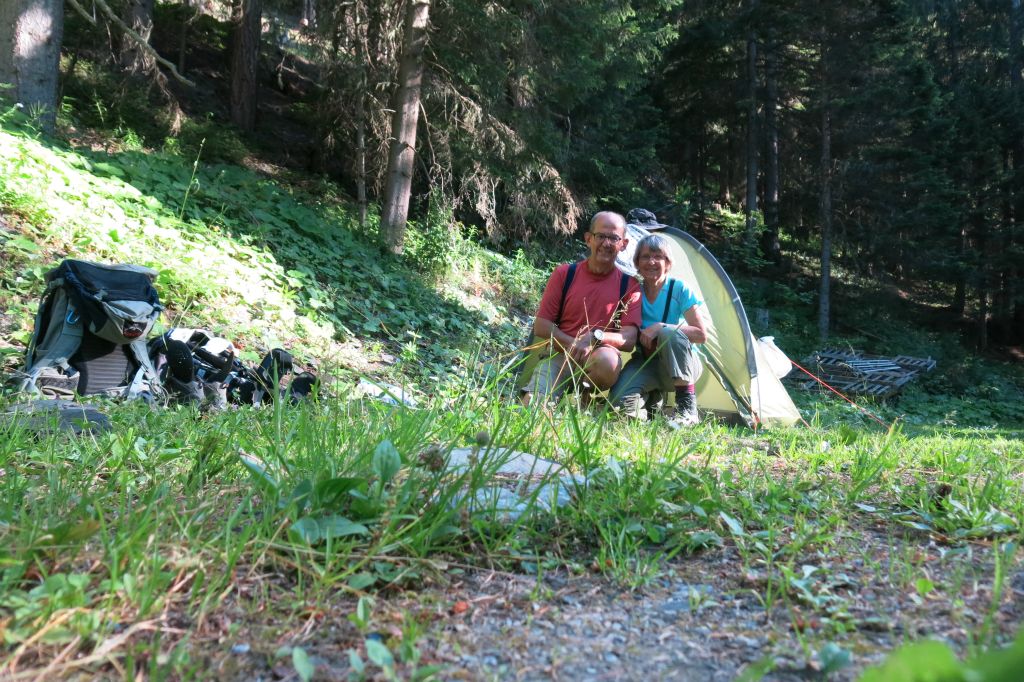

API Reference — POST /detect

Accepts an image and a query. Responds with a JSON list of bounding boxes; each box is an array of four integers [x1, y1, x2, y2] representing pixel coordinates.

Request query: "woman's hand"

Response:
[[640, 323, 666, 354]]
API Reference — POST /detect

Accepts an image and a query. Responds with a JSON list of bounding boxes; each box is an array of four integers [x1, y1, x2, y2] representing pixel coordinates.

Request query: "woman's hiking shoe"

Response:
[[667, 391, 699, 429]]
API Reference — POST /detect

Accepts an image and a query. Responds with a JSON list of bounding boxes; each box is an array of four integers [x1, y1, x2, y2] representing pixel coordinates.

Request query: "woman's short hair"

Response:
[[633, 234, 674, 268]]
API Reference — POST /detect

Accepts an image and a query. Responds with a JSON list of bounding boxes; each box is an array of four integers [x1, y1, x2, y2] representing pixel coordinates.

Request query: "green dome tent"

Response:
[[619, 223, 801, 427]]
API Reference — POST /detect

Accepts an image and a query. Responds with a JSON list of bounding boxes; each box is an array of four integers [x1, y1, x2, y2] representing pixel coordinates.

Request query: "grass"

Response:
[[0, 377, 1021, 677], [1, 106, 1024, 678]]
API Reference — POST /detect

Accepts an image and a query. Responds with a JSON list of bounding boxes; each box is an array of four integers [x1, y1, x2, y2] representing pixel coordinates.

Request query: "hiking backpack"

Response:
[[19, 260, 164, 400]]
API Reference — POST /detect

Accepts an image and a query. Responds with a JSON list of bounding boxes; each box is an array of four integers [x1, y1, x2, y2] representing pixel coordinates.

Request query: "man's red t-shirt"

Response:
[[536, 260, 641, 338]]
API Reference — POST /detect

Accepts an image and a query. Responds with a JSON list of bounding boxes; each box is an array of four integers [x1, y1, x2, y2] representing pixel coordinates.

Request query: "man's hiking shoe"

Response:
[[667, 391, 699, 429], [617, 393, 647, 420]]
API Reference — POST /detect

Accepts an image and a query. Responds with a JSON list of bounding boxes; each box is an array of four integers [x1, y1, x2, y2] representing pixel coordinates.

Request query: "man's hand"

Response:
[[567, 331, 596, 364]]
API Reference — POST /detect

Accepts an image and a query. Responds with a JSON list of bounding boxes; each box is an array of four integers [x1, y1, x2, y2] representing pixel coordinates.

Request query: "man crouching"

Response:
[[521, 211, 642, 406]]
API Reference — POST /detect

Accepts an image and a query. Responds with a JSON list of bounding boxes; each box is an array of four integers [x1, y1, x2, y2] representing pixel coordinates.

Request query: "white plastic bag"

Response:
[[758, 336, 793, 379]]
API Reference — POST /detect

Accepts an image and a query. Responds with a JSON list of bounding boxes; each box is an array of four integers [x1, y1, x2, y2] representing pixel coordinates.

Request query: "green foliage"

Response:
[[402, 191, 462, 278], [0, 122, 539, 379], [859, 630, 1024, 682]]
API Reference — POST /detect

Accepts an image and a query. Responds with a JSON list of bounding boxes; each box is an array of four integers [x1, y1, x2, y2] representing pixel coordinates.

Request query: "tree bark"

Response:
[[818, 44, 833, 342], [953, 224, 967, 316], [0, 0, 64, 134], [762, 44, 782, 263], [380, 0, 431, 254], [230, 0, 262, 133], [1010, 0, 1024, 341], [971, 158, 988, 349], [178, 0, 193, 76], [744, 0, 759, 243], [301, 0, 316, 30], [354, 3, 368, 229], [120, 0, 156, 74]]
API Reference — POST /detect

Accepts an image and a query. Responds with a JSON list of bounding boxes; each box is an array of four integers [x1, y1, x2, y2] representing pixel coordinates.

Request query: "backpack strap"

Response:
[[661, 279, 676, 324], [554, 261, 578, 325]]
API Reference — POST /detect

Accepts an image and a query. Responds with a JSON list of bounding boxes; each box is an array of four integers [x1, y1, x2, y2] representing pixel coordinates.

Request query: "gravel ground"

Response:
[[200, 516, 1022, 681], [427, 537, 1022, 681]]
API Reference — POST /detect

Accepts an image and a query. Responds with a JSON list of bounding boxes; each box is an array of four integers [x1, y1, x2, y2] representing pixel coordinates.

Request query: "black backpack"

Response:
[[151, 329, 318, 407]]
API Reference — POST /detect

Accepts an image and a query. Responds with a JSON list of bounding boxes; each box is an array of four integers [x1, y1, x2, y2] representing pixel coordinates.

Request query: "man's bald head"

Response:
[[584, 210, 629, 274], [590, 211, 626, 233]]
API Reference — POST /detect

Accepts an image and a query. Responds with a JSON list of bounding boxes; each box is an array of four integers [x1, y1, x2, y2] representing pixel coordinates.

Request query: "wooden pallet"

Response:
[[788, 349, 936, 398]]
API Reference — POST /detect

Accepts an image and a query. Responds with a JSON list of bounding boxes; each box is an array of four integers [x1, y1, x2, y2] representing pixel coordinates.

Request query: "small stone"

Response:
[[231, 643, 250, 655], [604, 652, 620, 664], [734, 636, 762, 649]]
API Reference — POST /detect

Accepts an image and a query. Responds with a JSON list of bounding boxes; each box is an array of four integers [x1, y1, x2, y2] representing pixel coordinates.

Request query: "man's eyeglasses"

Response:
[[589, 232, 623, 244]]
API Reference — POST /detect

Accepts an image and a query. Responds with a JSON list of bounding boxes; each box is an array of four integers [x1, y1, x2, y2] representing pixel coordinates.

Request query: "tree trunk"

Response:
[[0, 0, 64, 134], [946, 0, 967, 317], [120, 0, 156, 74], [380, 0, 431, 254], [762, 44, 782, 263], [818, 46, 833, 342], [721, 135, 733, 205], [301, 0, 316, 30], [953, 225, 967, 316], [178, 0, 193, 75], [230, 0, 262, 133], [744, 0, 759, 243], [353, 1, 368, 228], [971, 168, 988, 349], [977, 286, 989, 350], [356, 100, 368, 228]]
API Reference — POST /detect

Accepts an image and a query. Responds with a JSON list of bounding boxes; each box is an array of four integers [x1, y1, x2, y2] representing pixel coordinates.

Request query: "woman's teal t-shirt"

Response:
[[640, 278, 702, 329]]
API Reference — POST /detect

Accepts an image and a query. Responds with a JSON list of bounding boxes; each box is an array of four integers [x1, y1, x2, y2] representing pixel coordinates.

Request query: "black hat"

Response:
[[626, 208, 668, 229]]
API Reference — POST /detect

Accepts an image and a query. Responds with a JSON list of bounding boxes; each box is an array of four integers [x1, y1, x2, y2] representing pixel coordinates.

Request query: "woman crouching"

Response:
[[610, 234, 706, 426]]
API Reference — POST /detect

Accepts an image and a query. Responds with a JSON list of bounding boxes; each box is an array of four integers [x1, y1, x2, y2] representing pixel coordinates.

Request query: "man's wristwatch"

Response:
[[591, 329, 606, 348]]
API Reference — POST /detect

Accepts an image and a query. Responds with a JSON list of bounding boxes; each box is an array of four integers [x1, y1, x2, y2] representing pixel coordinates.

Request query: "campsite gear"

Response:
[[151, 329, 236, 407], [3, 399, 112, 436], [626, 208, 669, 229], [618, 221, 800, 427], [151, 329, 316, 407], [758, 336, 794, 379], [20, 260, 164, 400], [225, 347, 318, 405]]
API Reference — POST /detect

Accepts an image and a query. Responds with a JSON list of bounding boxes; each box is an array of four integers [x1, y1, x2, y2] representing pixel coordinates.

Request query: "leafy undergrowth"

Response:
[[0, 114, 545, 388]]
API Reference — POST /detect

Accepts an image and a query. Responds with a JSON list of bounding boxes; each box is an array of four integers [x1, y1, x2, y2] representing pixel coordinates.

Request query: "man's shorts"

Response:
[[521, 347, 610, 402]]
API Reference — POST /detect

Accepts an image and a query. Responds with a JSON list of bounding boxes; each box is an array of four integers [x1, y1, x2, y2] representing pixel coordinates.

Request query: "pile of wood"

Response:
[[788, 349, 937, 398]]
